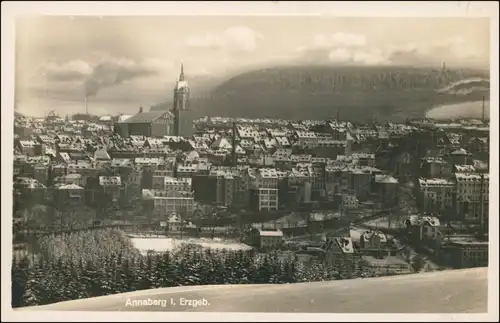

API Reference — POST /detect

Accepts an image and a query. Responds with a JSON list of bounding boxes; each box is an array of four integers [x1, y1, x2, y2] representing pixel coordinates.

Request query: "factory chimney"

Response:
[[481, 96, 486, 123], [479, 173, 485, 240], [85, 96, 89, 115]]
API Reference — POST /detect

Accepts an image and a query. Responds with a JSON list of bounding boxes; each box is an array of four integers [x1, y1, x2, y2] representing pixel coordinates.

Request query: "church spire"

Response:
[[179, 63, 185, 81]]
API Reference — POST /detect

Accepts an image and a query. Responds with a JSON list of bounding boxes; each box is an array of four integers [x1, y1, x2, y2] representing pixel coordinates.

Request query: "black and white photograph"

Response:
[[2, 1, 498, 321]]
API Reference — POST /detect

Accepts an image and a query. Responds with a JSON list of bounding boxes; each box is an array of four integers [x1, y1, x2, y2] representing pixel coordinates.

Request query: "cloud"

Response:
[[312, 32, 367, 50], [386, 36, 484, 67], [40, 60, 93, 82], [297, 33, 485, 67], [186, 26, 264, 53], [297, 32, 390, 66], [327, 48, 353, 63], [84, 57, 161, 97], [352, 48, 388, 65], [326, 47, 389, 66], [25, 53, 224, 106]]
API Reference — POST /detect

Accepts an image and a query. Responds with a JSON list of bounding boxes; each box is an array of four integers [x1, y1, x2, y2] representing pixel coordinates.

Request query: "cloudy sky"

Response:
[[15, 16, 490, 117]]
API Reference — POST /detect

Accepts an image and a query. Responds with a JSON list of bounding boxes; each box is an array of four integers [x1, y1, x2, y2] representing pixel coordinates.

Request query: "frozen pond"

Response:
[[129, 235, 252, 255]]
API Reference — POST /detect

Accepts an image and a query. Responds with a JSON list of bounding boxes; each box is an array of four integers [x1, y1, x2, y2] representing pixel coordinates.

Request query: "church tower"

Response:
[[173, 63, 190, 136]]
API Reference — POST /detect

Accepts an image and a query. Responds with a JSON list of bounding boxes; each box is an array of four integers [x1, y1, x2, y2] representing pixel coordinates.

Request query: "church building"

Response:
[[115, 108, 174, 138], [114, 64, 193, 138], [172, 64, 194, 137]]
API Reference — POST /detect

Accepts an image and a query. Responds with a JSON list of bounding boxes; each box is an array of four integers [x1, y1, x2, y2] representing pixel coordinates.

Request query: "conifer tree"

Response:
[[11, 256, 29, 308], [257, 256, 272, 284], [21, 257, 46, 306], [150, 254, 163, 288], [83, 260, 101, 297], [135, 256, 151, 291]]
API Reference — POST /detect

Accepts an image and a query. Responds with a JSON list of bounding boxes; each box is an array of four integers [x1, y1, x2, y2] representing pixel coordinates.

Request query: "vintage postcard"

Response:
[[2, 1, 498, 322]]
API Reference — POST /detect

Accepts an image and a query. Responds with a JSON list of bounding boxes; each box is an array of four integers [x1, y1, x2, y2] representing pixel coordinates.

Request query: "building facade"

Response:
[[455, 173, 489, 222], [417, 178, 455, 214], [116, 109, 174, 138]]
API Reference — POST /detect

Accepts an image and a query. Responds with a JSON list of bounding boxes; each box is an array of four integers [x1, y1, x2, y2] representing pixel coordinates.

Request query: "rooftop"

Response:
[[256, 229, 283, 237], [119, 111, 171, 124], [58, 183, 84, 190], [374, 174, 398, 184], [99, 176, 121, 186], [418, 178, 455, 186]]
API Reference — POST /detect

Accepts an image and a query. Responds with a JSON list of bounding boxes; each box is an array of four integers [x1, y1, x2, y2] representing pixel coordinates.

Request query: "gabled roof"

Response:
[[119, 111, 171, 124], [210, 137, 232, 150], [94, 149, 111, 160], [185, 150, 200, 160], [118, 115, 132, 122], [450, 148, 468, 156], [406, 215, 440, 227]]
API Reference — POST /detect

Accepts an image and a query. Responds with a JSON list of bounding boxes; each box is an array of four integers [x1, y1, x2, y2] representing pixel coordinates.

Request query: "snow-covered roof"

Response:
[[58, 184, 84, 190], [99, 176, 121, 186], [257, 229, 283, 237], [374, 174, 398, 184]]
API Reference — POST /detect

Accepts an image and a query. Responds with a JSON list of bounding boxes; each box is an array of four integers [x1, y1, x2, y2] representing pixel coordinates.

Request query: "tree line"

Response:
[[218, 67, 483, 94], [12, 228, 389, 308]]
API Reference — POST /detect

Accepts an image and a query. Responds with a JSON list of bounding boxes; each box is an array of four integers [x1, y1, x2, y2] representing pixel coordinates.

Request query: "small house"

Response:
[[245, 228, 283, 249]]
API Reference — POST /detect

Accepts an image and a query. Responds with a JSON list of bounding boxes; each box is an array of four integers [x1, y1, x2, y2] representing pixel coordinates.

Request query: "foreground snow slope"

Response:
[[19, 267, 488, 313]]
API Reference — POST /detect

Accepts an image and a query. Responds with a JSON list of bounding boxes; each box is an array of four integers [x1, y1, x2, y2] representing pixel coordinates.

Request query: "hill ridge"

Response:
[[151, 65, 490, 122]]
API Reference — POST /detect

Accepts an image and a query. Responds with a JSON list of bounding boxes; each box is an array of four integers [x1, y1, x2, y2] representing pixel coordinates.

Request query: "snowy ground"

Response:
[[22, 268, 487, 312], [129, 235, 252, 255]]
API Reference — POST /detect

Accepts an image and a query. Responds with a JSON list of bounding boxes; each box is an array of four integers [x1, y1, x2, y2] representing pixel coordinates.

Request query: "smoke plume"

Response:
[[84, 58, 158, 97]]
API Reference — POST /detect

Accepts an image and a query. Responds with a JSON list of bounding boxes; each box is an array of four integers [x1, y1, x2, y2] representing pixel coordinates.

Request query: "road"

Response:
[[19, 268, 488, 313]]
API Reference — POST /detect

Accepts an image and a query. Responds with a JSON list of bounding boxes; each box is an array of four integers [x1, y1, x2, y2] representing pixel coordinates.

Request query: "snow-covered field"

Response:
[[129, 235, 252, 255]]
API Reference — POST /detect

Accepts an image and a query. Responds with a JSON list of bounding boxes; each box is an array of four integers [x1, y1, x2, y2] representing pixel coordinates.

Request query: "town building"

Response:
[[445, 148, 470, 166], [441, 239, 488, 269], [16, 140, 37, 156], [323, 236, 357, 267], [417, 178, 455, 214], [144, 189, 195, 220], [360, 231, 387, 249], [115, 109, 175, 138], [454, 173, 489, 222], [420, 157, 453, 178], [348, 168, 372, 201], [373, 174, 399, 208], [249, 188, 279, 212], [245, 228, 283, 249], [54, 183, 85, 209], [153, 175, 192, 192], [405, 215, 442, 247], [341, 193, 359, 210], [192, 168, 238, 208]]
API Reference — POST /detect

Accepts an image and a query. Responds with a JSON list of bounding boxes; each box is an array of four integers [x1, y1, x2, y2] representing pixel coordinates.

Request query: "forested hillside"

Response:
[[152, 65, 489, 122]]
